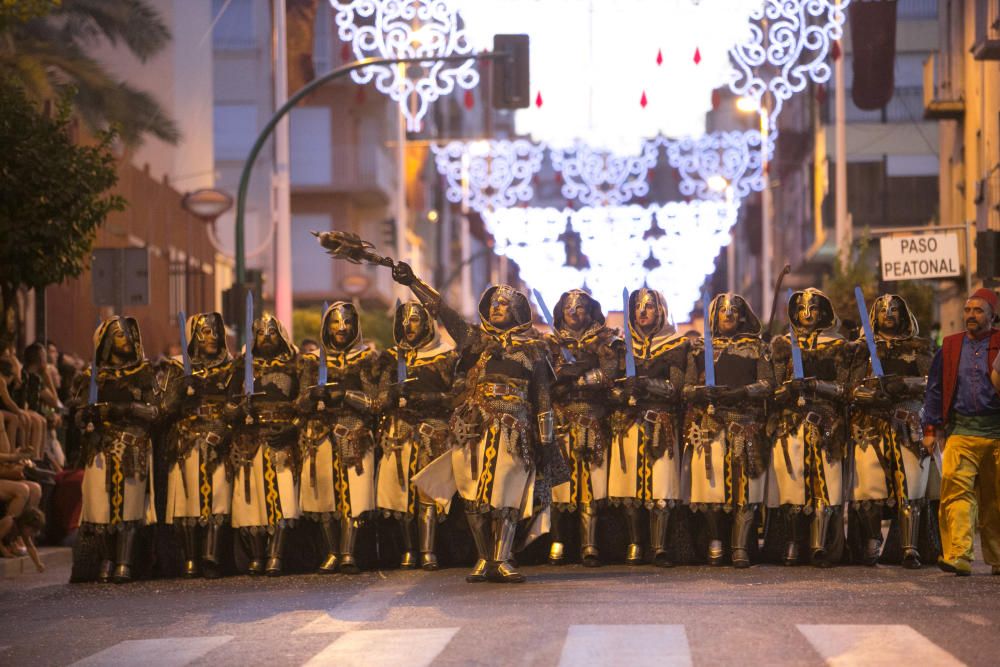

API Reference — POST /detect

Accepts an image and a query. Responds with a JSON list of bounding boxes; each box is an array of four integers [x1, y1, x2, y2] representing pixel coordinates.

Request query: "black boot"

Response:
[[265, 525, 286, 577], [783, 507, 800, 566], [548, 508, 566, 565], [580, 505, 600, 567], [859, 504, 883, 566], [317, 519, 339, 574], [112, 526, 137, 584], [179, 524, 200, 578], [810, 504, 834, 568], [704, 509, 725, 566], [399, 514, 418, 569], [624, 506, 644, 565], [465, 511, 492, 583], [650, 507, 673, 567], [418, 503, 439, 571], [339, 516, 361, 574], [900, 502, 922, 569], [243, 528, 266, 575], [97, 530, 115, 583], [490, 515, 525, 583], [202, 522, 222, 579], [731, 506, 755, 569]]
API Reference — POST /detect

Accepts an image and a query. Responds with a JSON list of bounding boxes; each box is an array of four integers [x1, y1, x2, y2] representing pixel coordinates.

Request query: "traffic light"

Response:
[[492, 34, 530, 110], [977, 229, 1000, 280]]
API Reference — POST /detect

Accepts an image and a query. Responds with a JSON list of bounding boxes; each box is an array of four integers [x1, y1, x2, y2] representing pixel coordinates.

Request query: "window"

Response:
[[214, 105, 258, 160], [292, 215, 333, 293], [212, 0, 257, 50], [290, 107, 332, 186]]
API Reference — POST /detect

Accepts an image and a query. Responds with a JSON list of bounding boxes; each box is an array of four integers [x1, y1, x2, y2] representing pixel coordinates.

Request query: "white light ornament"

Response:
[[550, 141, 660, 207], [331, 0, 479, 132], [728, 0, 850, 129], [430, 139, 547, 213], [657, 129, 775, 200]]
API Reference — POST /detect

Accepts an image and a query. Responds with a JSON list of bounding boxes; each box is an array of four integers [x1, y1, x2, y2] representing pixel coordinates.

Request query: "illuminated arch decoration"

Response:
[[549, 140, 660, 207], [430, 139, 547, 212], [331, 0, 479, 132], [657, 129, 775, 200]]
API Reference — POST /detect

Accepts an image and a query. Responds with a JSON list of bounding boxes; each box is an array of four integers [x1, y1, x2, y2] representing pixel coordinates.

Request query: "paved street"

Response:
[[2, 558, 998, 666]]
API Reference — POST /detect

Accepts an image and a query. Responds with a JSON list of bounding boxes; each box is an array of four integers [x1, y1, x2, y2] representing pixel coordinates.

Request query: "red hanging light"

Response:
[[656, 48, 663, 66], [640, 90, 648, 108], [535, 91, 543, 108], [693, 47, 702, 65], [464, 89, 475, 110]]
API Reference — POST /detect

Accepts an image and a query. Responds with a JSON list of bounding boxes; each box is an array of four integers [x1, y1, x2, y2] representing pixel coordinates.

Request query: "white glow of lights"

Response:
[[728, 0, 850, 129], [549, 140, 660, 207], [431, 139, 547, 212], [483, 201, 738, 321], [331, 0, 479, 132], [657, 129, 774, 200]]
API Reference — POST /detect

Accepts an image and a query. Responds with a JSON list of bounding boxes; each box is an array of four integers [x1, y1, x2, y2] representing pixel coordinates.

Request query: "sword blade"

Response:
[[854, 286, 885, 378], [787, 289, 805, 380], [178, 311, 192, 376], [703, 290, 715, 387], [88, 315, 100, 404], [622, 288, 637, 378], [318, 301, 329, 386], [532, 288, 575, 363], [244, 290, 254, 396]]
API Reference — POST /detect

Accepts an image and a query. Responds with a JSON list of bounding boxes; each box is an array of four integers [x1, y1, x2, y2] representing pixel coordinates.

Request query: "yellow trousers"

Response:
[[939, 434, 1000, 565]]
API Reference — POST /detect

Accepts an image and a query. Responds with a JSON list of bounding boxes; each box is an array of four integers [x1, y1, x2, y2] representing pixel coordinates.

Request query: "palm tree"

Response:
[[0, 0, 179, 145]]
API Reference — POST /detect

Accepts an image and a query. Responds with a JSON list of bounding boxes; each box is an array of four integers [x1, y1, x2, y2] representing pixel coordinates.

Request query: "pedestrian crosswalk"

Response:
[[55, 623, 971, 667]]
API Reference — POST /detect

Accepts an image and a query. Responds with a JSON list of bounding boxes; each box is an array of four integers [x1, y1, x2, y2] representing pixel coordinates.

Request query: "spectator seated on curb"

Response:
[[0, 507, 46, 571]]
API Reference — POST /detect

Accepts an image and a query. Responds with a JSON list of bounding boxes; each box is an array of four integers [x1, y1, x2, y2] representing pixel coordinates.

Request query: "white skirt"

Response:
[[606, 421, 682, 503], [767, 423, 843, 508], [81, 451, 156, 527], [231, 446, 300, 528], [300, 438, 375, 518], [165, 446, 232, 523]]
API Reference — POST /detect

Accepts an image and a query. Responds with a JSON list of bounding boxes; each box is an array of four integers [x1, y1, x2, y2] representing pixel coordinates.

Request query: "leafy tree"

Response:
[[0, 0, 178, 145], [0, 79, 125, 344]]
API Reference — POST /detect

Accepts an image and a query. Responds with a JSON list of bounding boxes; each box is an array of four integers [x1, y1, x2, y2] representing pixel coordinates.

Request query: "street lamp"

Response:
[[180, 188, 234, 319]]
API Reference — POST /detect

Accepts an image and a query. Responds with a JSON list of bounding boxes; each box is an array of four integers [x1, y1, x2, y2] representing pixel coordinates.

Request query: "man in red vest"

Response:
[[923, 288, 1000, 576]]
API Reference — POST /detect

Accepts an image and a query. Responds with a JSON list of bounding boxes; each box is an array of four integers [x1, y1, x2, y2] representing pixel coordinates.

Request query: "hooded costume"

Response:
[[229, 314, 300, 576], [769, 288, 853, 567], [374, 301, 458, 570], [849, 294, 933, 567], [161, 312, 235, 578], [296, 302, 379, 574], [684, 293, 773, 567], [73, 316, 158, 583], [545, 289, 620, 567]]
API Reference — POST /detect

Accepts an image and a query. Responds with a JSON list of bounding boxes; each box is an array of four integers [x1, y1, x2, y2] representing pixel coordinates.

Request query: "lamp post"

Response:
[[181, 188, 234, 316], [736, 96, 773, 322]]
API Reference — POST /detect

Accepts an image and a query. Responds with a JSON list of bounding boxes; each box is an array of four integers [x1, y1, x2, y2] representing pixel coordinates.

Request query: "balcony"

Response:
[[972, 0, 1000, 60], [923, 52, 964, 120]]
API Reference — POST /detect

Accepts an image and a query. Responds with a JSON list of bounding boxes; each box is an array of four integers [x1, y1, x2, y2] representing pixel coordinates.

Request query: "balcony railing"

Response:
[[923, 51, 964, 120], [973, 0, 1000, 60]]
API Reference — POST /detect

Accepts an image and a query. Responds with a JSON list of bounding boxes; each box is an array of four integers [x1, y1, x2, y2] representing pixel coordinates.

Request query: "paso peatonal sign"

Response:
[[879, 232, 961, 281]]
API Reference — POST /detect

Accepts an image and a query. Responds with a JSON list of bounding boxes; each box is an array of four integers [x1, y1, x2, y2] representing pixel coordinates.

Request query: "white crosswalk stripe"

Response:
[[68, 636, 233, 667], [303, 627, 459, 667], [293, 578, 420, 634], [797, 624, 966, 667], [557, 624, 692, 667]]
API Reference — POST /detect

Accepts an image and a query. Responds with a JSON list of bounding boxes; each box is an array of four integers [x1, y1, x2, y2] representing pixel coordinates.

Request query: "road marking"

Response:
[[557, 625, 692, 667], [69, 636, 233, 667], [926, 596, 957, 607], [293, 579, 419, 634], [797, 624, 965, 667], [303, 627, 459, 667], [956, 613, 991, 627]]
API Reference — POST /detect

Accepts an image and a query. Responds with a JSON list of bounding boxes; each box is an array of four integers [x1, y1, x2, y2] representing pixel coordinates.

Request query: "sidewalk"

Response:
[[0, 546, 71, 578]]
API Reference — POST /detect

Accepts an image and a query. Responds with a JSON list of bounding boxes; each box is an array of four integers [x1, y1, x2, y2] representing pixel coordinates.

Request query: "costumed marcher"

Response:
[[546, 289, 619, 567], [375, 301, 458, 571], [926, 288, 1000, 576], [684, 293, 772, 568], [391, 262, 559, 583], [228, 315, 301, 576], [849, 294, 933, 568], [73, 317, 158, 583], [296, 302, 378, 574], [161, 312, 235, 578], [770, 288, 852, 567], [297, 301, 378, 574], [607, 288, 687, 567]]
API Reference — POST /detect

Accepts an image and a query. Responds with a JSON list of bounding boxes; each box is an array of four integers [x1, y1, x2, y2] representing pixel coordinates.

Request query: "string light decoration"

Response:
[[549, 140, 660, 207], [483, 201, 738, 320], [656, 129, 775, 200], [430, 139, 547, 212], [728, 0, 850, 128], [331, 0, 479, 132]]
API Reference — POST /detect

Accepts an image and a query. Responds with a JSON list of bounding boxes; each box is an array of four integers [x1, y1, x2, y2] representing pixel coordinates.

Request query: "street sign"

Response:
[[92, 247, 150, 310], [879, 232, 961, 281]]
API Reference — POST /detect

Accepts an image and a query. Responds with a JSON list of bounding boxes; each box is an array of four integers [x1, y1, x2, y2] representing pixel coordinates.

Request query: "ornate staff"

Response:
[[313, 231, 398, 269]]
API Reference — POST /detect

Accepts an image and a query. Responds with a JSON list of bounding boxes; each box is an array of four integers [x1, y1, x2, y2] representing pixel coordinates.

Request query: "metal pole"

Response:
[[760, 105, 773, 322], [965, 218, 974, 295], [272, 0, 293, 338], [395, 63, 408, 303], [834, 24, 850, 265]]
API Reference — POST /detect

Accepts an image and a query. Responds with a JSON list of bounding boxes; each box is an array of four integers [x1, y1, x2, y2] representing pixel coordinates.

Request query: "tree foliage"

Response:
[[0, 78, 124, 341]]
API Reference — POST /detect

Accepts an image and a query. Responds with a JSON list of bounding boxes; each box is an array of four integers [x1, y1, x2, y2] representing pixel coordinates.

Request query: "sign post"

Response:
[[879, 232, 962, 282]]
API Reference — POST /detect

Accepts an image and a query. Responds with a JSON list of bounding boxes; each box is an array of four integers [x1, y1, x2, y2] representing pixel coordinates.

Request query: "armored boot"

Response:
[[265, 524, 287, 577], [491, 514, 525, 583], [624, 506, 644, 565], [899, 502, 922, 569], [418, 503, 439, 571], [465, 511, 492, 583], [112, 526, 137, 584], [859, 504, 883, 566], [202, 522, 222, 579], [810, 504, 834, 568], [97, 531, 115, 583], [548, 508, 566, 565], [398, 514, 418, 569], [650, 507, 673, 567], [580, 505, 600, 567], [244, 529, 266, 575], [339, 516, 361, 574], [783, 507, 800, 566], [179, 524, 200, 578], [317, 519, 339, 574], [731, 506, 755, 569], [704, 509, 725, 566]]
